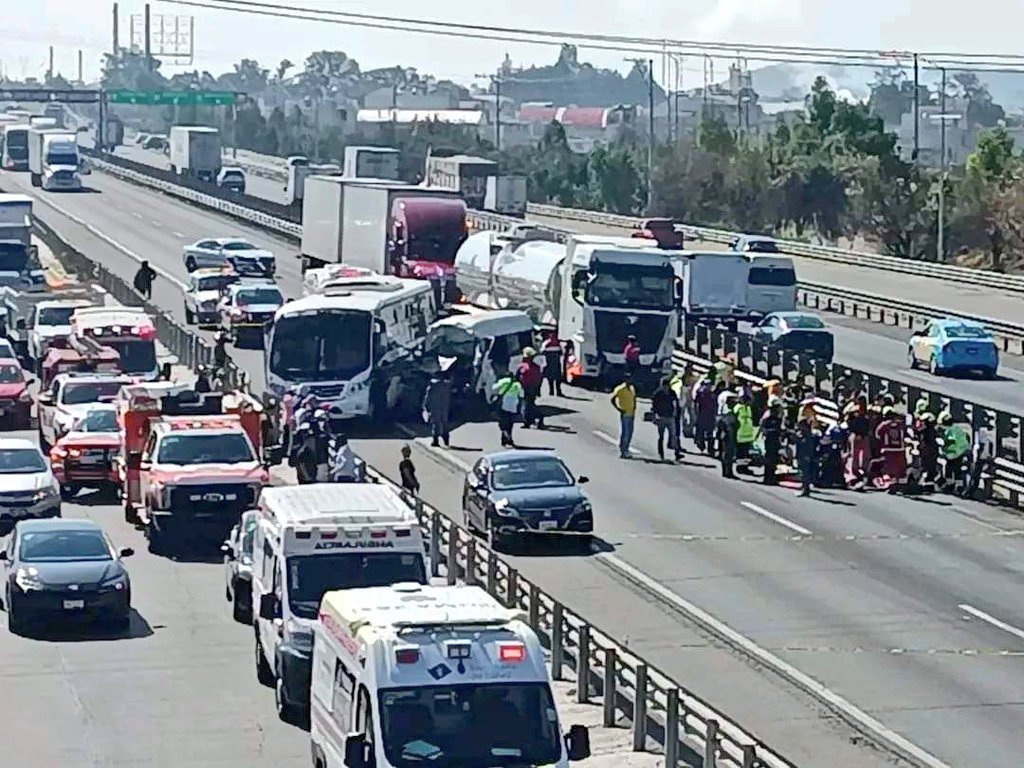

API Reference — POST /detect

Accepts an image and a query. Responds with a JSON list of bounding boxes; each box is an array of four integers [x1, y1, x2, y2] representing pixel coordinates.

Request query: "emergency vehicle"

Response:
[[70, 306, 159, 380], [310, 584, 592, 768], [49, 402, 121, 500], [251, 484, 428, 723], [37, 371, 132, 452], [115, 381, 268, 552], [40, 344, 121, 391]]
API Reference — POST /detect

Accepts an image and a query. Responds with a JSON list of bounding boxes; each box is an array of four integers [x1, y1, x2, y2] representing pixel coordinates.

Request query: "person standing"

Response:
[[794, 407, 821, 497], [610, 373, 638, 459], [623, 335, 641, 377], [540, 333, 564, 396], [422, 373, 452, 447], [939, 412, 970, 494], [398, 444, 420, 495], [845, 395, 870, 485], [759, 401, 784, 485], [875, 407, 908, 490], [492, 372, 524, 447], [733, 392, 756, 474], [693, 377, 716, 456], [650, 377, 679, 462], [717, 392, 739, 478], [517, 348, 545, 429], [967, 415, 996, 499]]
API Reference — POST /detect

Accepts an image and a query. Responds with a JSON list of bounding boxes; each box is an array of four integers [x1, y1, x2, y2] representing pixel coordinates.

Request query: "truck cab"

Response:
[[28, 128, 82, 190], [28, 298, 94, 366], [116, 383, 271, 552]]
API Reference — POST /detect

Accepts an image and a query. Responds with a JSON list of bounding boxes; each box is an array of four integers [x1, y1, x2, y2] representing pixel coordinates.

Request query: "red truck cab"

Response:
[[390, 196, 468, 304], [49, 403, 121, 499], [631, 218, 685, 249]]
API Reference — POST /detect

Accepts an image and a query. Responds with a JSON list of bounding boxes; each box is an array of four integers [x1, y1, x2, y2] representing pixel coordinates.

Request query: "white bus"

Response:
[[252, 483, 428, 722], [264, 276, 436, 419], [310, 583, 592, 768]]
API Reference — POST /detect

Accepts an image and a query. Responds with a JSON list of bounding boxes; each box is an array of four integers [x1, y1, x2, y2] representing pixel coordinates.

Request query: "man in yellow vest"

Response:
[[733, 392, 756, 473]]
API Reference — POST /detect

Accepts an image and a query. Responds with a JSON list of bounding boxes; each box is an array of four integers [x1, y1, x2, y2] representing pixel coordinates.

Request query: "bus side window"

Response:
[[332, 658, 356, 729]]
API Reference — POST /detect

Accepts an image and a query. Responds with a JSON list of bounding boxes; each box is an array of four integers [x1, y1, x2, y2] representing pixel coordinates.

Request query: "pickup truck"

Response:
[[2, 286, 95, 366], [37, 372, 131, 451]]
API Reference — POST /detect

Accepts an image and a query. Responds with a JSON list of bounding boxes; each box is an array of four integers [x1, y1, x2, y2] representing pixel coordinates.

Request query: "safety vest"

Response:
[[669, 374, 683, 397], [734, 403, 755, 443], [943, 424, 970, 459]]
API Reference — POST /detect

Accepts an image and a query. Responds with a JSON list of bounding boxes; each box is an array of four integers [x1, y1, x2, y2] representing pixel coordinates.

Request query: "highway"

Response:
[[7, 164, 1024, 765]]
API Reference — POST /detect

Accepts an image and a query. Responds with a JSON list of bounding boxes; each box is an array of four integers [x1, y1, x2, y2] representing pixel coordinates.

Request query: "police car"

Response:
[[251, 484, 429, 722]]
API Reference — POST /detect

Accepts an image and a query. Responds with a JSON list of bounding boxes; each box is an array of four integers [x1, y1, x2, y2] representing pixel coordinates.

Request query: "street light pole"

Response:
[[938, 67, 947, 262], [912, 53, 920, 162]]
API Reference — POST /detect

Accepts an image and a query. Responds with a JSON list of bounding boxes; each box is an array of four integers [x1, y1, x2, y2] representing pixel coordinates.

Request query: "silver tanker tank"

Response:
[[454, 231, 565, 326]]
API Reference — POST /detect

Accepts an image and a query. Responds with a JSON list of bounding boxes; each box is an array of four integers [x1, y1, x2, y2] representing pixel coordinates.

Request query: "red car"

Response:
[[0, 357, 34, 429], [49, 404, 122, 500]]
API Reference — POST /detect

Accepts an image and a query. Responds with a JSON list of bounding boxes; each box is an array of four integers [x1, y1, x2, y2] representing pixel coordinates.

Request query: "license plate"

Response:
[[538, 520, 560, 531], [77, 455, 104, 466], [63, 599, 85, 610]]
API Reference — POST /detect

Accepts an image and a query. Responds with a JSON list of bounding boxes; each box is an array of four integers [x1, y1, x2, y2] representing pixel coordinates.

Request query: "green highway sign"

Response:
[[107, 90, 236, 106]]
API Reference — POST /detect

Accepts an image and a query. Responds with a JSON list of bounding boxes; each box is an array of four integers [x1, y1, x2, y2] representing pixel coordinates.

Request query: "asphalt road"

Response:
[[7, 165, 1024, 765]]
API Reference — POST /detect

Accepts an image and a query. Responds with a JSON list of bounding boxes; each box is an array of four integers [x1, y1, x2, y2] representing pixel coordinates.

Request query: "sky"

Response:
[[4, 0, 1022, 89]]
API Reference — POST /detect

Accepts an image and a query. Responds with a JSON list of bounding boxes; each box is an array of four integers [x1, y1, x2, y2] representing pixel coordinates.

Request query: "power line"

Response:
[[164, 0, 1024, 73]]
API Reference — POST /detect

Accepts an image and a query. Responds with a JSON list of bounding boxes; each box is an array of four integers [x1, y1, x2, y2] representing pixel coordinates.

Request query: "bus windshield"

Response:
[[269, 311, 371, 382], [586, 263, 675, 310]]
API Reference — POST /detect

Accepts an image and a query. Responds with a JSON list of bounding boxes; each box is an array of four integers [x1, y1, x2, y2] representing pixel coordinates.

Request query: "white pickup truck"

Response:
[[27, 298, 93, 367]]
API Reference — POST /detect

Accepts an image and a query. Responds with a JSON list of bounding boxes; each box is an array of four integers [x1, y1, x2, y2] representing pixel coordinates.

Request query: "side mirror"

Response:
[[221, 542, 234, 557], [258, 592, 279, 620], [565, 725, 591, 761], [577, 475, 590, 484], [16, 318, 25, 330], [344, 733, 368, 768], [0, 551, 7, 561], [119, 547, 134, 558]]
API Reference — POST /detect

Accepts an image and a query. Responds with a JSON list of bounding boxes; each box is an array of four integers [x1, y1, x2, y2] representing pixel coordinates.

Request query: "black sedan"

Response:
[[462, 450, 593, 550], [1, 518, 134, 634], [751, 311, 834, 362]]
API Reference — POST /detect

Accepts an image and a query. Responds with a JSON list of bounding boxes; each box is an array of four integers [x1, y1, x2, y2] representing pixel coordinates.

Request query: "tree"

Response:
[[966, 127, 1017, 183], [218, 58, 268, 93], [953, 72, 1005, 128], [587, 144, 644, 214], [274, 59, 294, 83], [697, 114, 735, 157], [299, 51, 359, 92]]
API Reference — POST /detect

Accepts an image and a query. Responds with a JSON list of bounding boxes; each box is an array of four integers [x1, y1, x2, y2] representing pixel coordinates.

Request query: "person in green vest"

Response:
[[733, 391, 756, 473], [492, 373, 524, 448], [939, 411, 970, 493]]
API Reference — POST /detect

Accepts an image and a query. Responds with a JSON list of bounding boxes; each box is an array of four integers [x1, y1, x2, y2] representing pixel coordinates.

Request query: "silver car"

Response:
[[182, 237, 276, 277], [0, 438, 61, 528], [184, 268, 238, 328], [219, 280, 284, 348], [222, 510, 257, 623]]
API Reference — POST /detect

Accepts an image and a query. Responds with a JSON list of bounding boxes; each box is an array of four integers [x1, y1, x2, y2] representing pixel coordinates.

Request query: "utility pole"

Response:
[[494, 75, 502, 153], [912, 53, 920, 162], [144, 3, 152, 71], [938, 66, 947, 262], [47, 46, 53, 81], [112, 2, 119, 53], [77, 50, 83, 84]]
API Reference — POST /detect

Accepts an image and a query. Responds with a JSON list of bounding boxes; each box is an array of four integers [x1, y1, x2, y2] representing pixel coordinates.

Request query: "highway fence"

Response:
[[80, 148, 1024, 355], [35, 208, 798, 768]]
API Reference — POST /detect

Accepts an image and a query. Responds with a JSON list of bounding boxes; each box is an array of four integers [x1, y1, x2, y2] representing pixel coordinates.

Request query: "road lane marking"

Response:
[[592, 429, 644, 457], [151, 220, 162, 228], [172, 231, 185, 239], [740, 501, 812, 536], [395, 424, 472, 472], [593, 551, 953, 768], [131, 211, 142, 218], [958, 604, 1024, 642]]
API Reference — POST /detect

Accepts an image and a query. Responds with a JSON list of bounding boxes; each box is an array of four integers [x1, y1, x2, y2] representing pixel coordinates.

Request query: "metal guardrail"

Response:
[[84, 151, 1024, 352]]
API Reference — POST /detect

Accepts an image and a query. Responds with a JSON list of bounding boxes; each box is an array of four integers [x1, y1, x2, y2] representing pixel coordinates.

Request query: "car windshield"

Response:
[[19, 529, 111, 562], [222, 241, 256, 251], [0, 342, 15, 358], [61, 380, 124, 405], [270, 310, 372, 382], [222, 171, 244, 181], [781, 315, 825, 330], [196, 275, 236, 292], [240, 517, 257, 556], [944, 325, 992, 340], [286, 552, 426, 619], [235, 288, 282, 305], [76, 408, 118, 432], [0, 447, 47, 474], [0, 363, 23, 384], [491, 457, 573, 490], [156, 432, 255, 465], [37, 306, 78, 325], [102, 340, 157, 375], [379, 682, 561, 768], [586, 263, 675, 310]]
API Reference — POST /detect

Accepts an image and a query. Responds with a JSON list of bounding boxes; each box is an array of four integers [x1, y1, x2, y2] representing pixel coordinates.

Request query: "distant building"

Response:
[[516, 104, 637, 151], [355, 108, 484, 139], [896, 100, 973, 166]]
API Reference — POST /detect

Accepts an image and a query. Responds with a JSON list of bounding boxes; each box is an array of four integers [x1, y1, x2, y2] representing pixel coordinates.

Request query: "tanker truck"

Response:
[[454, 231, 681, 382]]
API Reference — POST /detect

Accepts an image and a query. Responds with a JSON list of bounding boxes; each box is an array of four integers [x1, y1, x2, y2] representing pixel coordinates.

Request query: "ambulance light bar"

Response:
[[498, 642, 526, 663], [395, 646, 420, 664], [81, 324, 157, 340]]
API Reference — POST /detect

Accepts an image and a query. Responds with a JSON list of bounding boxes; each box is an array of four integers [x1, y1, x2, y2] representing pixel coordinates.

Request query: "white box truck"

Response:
[[673, 252, 750, 329], [169, 125, 222, 182], [342, 145, 400, 180], [27, 128, 82, 190], [484, 175, 527, 216]]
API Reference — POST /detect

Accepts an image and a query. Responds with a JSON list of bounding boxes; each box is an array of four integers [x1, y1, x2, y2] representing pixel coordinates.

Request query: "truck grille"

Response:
[[169, 483, 256, 516], [593, 312, 669, 356], [309, 383, 345, 399]]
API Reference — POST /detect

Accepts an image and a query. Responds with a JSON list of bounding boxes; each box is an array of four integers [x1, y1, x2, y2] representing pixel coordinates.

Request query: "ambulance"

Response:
[[310, 583, 592, 768], [251, 484, 429, 723], [70, 306, 159, 380]]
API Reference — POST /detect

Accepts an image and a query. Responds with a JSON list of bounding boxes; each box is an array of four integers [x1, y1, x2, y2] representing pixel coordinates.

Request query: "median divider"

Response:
[[37, 201, 798, 768]]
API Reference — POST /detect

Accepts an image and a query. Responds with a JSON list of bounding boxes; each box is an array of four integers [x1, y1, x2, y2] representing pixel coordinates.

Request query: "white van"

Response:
[[746, 254, 797, 317], [425, 308, 535, 402], [310, 583, 592, 768], [251, 483, 429, 722]]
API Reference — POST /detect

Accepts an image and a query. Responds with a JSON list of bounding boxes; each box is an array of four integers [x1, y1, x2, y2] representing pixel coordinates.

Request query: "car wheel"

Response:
[[929, 356, 942, 376], [6, 596, 25, 636], [60, 484, 78, 502], [255, 633, 275, 686], [275, 677, 302, 724], [185, 255, 197, 272], [907, 348, 918, 369], [982, 368, 997, 380], [232, 587, 251, 625]]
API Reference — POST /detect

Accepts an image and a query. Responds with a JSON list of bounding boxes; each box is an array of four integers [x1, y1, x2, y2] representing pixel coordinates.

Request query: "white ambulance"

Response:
[[310, 583, 592, 768], [252, 483, 429, 723]]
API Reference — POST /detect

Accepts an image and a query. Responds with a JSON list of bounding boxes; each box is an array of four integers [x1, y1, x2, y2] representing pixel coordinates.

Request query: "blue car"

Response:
[[461, 450, 593, 550], [908, 319, 999, 379]]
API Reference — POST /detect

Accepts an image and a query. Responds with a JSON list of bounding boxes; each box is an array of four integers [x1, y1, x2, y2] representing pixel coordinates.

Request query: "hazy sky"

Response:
[[5, 0, 1021, 87]]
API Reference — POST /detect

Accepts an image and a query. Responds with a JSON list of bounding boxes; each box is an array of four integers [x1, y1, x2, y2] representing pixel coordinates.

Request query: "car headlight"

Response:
[[99, 574, 127, 592], [346, 380, 368, 395], [493, 499, 519, 518], [15, 567, 44, 592], [573, 501, 592, 515], [34, 486, 57, 502]]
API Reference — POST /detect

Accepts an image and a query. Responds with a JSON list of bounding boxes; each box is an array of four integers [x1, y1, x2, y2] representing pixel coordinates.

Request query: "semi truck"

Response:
[[0, 195, 44, 292], [169, 125, 222, 182], [299, 176, 468, 302], [342, 145, 400, 180], [425, 154, 498, 209], [483, 175, 528, 216], [27, 128, 82, 190]]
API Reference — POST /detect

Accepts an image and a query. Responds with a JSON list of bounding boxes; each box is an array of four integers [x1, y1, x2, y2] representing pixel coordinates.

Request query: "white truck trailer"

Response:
[[169, 125, 222, 182], [27, 128, 82, 190], [342, 145, 400, 180], [483, 174, 528, 216]]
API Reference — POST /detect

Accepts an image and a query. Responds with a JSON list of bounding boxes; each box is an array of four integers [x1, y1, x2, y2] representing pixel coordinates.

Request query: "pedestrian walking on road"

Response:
[[610, 373, 637, 459], [650, 377, 679, 462], [492, 373, 524, 447], [517, 348, 545, 429], [398, 445, 420, 495], [540, 333, 564, 396], [133, 259, 156, 300], [423, 373, 452, 447]]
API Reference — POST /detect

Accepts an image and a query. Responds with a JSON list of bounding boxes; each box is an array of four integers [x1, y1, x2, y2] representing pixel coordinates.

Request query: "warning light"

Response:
[[369, 530, 387, 539], [498, 642, 526, 662], [395, 647, 420, 664], [319, 530, 338, 539]]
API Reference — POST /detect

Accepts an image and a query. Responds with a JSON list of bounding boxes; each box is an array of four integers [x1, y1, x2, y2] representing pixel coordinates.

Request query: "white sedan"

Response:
[[182, 237, 276, 277]]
